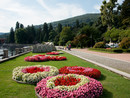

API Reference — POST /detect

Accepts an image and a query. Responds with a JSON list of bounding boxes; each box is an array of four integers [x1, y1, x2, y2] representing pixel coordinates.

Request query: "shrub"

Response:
[[112, 48, 123, 53], [93, 42, 105, 48], [119, 37, 130, 49]]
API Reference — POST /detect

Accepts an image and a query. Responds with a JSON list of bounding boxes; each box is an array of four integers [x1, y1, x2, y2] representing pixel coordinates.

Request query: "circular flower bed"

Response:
[[46, 52, 59, 55], [12, 65, 59, 84], [35, 74, 103, 98], [24, 55, 48, 62], [24, 55, 67, 62], [59, 66, 101, 79]]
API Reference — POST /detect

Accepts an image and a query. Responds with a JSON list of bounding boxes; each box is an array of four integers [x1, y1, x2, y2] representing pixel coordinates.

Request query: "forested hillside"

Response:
[[36, 13, 100, 28]]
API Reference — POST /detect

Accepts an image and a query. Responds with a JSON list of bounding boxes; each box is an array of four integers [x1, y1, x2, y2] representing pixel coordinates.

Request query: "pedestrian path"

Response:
[[64, 50, 130, 79]]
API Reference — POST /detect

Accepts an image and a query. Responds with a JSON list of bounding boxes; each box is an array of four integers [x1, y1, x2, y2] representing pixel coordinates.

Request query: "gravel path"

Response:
[[65, 49, 130, 74]]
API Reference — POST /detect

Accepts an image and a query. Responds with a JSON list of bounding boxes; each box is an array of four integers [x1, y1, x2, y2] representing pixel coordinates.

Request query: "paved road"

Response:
[[64, 50, 130, 74]]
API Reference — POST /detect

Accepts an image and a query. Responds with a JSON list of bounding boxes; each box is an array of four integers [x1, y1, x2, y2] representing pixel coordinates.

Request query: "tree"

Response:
[[121, 0, 130, 27], [100, 0, 120, 30], [20, 24, 24, 29], [76, 19, 79, 28], [9, 27, 15, 43], [49, 30, 57, 42], [57, 23, 62, 33], [36, 27, 42, 43], [15, 21, 20, 30], [15, 28, 27, 44], [59, 27, 72, 45], [43, 23, 49, 42], [48, 23, 53, 32], [72, 34, 88, 48]]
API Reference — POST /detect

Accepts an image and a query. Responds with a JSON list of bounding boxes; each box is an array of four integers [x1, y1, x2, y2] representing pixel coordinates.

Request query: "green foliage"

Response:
[[119, 37, 130, 49], [72, 34, 88, 48], [100, 0, 120, 30], [15, 28, 27, 44], [54, 34, 60, 45], [121, 0, 130, 27], [59, 27, 72, 45], [79, 25, 101, 46], [93, 42, 105, 48], [9, 27, 15, 43], [43, 23, 49, 42], [15, 21, 20, 30]]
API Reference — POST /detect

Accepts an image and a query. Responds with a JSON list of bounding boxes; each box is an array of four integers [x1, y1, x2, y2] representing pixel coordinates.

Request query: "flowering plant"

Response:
[[59, 66, 101, 79], [47, 56, 67, 61], [24, 55, 48, 62], [24, 55, 67, 62], [46, 52, 59, 55], [12, 65, 59, 84], [35, 74, 103, 98]]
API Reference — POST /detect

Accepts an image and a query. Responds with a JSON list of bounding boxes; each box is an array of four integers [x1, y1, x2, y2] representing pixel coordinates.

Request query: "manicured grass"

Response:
[[0, 51, 130, 98]]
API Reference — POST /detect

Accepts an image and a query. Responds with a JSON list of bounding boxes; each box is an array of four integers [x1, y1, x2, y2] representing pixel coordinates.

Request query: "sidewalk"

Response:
[[63, 49, 130, 79]]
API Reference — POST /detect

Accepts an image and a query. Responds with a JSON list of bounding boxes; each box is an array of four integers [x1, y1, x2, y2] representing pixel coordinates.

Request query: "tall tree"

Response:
[[48, 23, 53, 32], [43, 23, 49, 42], [121, 0, 130, 27], [36, 27, 42, 43], [9, 27, 15, 43], [100, 0, 120, 30], [57, 23, 62, 33], [15, 28, 27, 44], [15, 21, 20, 30]]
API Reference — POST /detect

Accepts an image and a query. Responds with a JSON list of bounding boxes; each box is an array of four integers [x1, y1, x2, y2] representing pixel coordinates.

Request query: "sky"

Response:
[[0, 0, 124, 33]]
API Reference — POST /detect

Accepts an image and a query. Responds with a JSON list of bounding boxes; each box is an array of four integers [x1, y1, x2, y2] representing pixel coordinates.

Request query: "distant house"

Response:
[[0, 38, 6, 44]]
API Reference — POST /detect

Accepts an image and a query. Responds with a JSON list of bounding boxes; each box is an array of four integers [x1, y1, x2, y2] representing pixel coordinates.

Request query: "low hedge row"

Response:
[[89, 48, 130, 53]]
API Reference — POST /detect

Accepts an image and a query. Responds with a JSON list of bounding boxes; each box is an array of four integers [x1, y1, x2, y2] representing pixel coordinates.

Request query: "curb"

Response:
[[0, 51, 31, 63], [64, 50, 130, 79]]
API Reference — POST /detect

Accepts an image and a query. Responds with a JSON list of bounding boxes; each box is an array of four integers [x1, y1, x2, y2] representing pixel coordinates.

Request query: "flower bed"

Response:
[[24, 55, 67, 62], [12, 65, 59, 84], [59, 66, 101, 79], [47, 56, 67, 61], [24, 55, 48, 62], [35, 74, 103, 98], [46, 52, 59, 55]]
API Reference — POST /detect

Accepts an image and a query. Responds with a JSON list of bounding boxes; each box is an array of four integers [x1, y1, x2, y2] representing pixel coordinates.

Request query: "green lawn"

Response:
[[0, 51, 130, 98]]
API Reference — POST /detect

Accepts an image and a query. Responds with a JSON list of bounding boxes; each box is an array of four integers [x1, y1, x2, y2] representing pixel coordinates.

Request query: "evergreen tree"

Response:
[[57, 23, 62, 33], [15, 28, 27, 44], [43, 23, 49, 42], [9, 27, 15, 43], [36, 27, 42, 43], [100, 0, 120, 30], [20, 24, 24, 29], [48, 23, 53, 32], [15, 21, 20, 30]]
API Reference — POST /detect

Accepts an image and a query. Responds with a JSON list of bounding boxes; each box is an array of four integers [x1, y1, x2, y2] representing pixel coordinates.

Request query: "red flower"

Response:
[[22, 66, 46, 73], [54, 76, 81, 86], [59, 66, 101, 79]]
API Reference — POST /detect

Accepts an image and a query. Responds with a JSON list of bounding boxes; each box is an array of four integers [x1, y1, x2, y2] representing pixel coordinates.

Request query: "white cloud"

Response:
[[36, 0, 86, 21]]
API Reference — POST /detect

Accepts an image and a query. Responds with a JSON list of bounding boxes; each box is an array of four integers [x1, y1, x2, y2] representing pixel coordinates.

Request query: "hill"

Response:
[[0, 33, 9, 38], [36, 13, 100, 28]]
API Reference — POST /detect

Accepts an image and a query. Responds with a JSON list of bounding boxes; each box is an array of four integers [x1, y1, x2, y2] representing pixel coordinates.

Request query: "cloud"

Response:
[[36, 0, 86, 21]]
